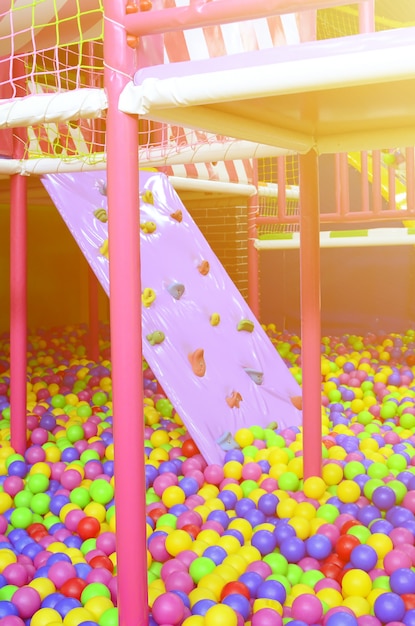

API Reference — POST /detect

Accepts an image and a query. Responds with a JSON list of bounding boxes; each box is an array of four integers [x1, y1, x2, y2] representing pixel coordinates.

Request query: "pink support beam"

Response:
[[9, 60, 27, 456], [299, 150, 322, 479], [125, 0, 369, 36], [247, 166, 259, 318], [406, 148, 415, 214], [103, 2, 148, 625], [9, 166, 27, 455]]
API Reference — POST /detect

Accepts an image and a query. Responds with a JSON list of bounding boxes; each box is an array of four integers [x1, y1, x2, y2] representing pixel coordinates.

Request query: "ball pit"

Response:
[[1, 324, 415, 624]]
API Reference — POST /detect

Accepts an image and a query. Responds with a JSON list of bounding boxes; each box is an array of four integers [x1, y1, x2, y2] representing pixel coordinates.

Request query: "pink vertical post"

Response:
[[299, 150, 322, 479], [247, 163, 259, 318], [9, 60, 27, 455], [103, 2, 148, 625], [360, 151, 370, 214], [371, 150, 382, 217], [358, 0, 375, 33], [406, 148, 415, 214], [335, 153, 349, 217]]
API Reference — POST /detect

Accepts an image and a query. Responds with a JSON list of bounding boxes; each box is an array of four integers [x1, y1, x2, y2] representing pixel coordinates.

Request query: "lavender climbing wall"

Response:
[[42, 170, 302, 464]]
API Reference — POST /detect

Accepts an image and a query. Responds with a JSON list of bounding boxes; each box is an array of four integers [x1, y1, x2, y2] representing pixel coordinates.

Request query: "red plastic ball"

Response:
[[402, 594, 415, 610], [77, 516, 101, 541], [181, 524, 200, 540], [320, 563, 343, 581], [340, 520, 362, 534], [335, 534, 360, 561], [60, 577, 88, 599], [89, 555, 114, 572], [220, 581, 251, 601], [181, 439, 200, 458]]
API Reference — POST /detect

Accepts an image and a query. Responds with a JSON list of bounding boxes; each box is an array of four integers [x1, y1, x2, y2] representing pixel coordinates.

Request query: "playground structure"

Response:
[[1, 0, 415, 624]]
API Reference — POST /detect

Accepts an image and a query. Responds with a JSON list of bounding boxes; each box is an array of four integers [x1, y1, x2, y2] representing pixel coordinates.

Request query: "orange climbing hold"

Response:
[[226, 391, 243, 409], [188, 348, 206, 377]]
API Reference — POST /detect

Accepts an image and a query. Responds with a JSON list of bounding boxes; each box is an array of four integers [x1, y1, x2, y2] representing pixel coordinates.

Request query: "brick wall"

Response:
[[183, 195, 249, 299]]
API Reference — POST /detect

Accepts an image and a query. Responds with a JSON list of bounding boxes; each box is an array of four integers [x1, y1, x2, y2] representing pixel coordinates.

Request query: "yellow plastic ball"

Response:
[[29, 577, 57, 600], [303, 476, 327, 500], [63, 607, 95, 626], [337, 479, 361, 503], [204, 603, 238, 626], [342, 595, 371, 617], [228, 518, 253, 541], [83, 597, 114, 621], [288, 516, 311, 540], [366, 533, 393, 559], [223, 461, 243, 481], [316, 587, 343, 609], [322, 463, 344, 486], [234, 428, 255, 448], [341, 569, 372, 598], [31, 608, 63, 626], [161, 485, 185, 508], [165, 529, 194, 556]]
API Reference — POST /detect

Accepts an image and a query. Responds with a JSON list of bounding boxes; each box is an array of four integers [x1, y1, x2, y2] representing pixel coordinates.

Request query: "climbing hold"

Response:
[[237, 319, 255, 332], [210, 313, 220, 326], [95, 179, 107, 196], [140, 221, 157, 234], [226, 391, 243, 409], [99, 239, 109, 259], [167, 282, 185, 300], [188, 348, 206, 377], [142, 288, 156, 307], [217, 432, 239, 451], [291, 396, 303, 410], [267, 421, 278, 430], [146, 331, 165, 346], [198, 260, 210, 276], [93, 208, 108, 223], [141, 190, 154, 205], [170, 210, 182, 222], [244, 368, 264, 385]]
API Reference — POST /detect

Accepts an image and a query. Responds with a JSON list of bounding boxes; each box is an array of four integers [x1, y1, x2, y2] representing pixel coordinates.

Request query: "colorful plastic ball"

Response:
[[165, 530, 193, 557], [251, 530, 277, 557], [291, 593, 323, 624], [325, 611, 358, 626], [251, 607, 283, 626], [256, 580, 286, 604], [305, 534, 332, 560], [151, 592, 185, 625], [372, 486, 396, 511], [279, 536, 306, 563], [350, 544, 378, 572], [30, 607, 62, 626], [390, 567, 415, 594], [192, 599, 216, 616], [11, 587, 41, 619], [88, 480, 114, 505], [189, 557, 216, 584], [342, 569, 372, 598], [222, 593, 251, 620], [77, 517, 100, 541], [204, 603, 238, 626], [373, 592, 405, 623]]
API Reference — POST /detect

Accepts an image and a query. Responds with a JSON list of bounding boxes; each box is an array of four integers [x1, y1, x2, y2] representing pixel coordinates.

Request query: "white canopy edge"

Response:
[[255, 228, 415, 249], [0, 88, 108, 129]]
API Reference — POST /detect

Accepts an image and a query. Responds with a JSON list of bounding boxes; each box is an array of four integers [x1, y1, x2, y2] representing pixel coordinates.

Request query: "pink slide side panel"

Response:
[[42, 170, 301, 464]]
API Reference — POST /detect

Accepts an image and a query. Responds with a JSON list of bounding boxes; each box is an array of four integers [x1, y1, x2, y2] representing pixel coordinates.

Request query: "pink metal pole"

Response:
[[103, 2, 148, 625], [125, 0, 367, 36], [247, 164, 260, 318], [9, 161, 27, 455], [9, 60, 28, 456], [299, 150, 322, 479], [360, 151, 370, 215], [371, 150, 382, 217], [406, 148, 415, 214]]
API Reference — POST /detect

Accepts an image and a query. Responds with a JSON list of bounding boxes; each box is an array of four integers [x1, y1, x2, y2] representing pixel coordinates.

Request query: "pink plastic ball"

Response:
[[165, 571, 194, 594], [151, 592, 185, 625], [47, 561, 77, 587], [204, 464, 224, 485], [384, 549, 412, 574], [2, 563, 29, 587], [11, 587, 41, 619], [291, 594, 323, 625], [251, 608, 283, 626]]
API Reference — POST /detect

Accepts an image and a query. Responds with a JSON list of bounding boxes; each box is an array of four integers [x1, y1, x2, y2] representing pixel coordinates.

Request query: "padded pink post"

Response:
[[247, 165, 259, 318], [299, 150, 322, 479], [103, 2, 148, 625], [9, 166, 27, 455], [9, 61, 27, 456]]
